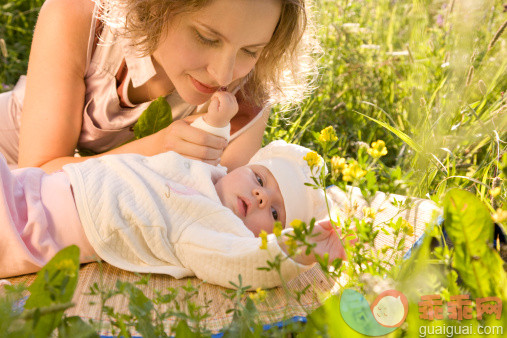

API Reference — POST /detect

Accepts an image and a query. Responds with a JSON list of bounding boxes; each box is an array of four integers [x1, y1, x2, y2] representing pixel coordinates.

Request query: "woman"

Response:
[[0, 0, 318, 172]]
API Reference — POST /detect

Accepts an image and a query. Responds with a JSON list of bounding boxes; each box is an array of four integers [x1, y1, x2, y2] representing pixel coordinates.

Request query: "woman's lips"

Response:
[[189, 76, 219, 94]]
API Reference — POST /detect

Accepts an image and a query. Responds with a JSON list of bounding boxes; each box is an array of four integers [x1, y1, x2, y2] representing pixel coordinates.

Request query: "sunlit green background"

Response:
[[1, 0, 506, 203]]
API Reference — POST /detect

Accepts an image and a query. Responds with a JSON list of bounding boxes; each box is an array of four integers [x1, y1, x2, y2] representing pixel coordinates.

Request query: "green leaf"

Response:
[[57, 316, 99, 338], [124, 285, 156, 337], [173, 320, 198, 337], [0, 283, 26, 333], [302, 294, 363, 338], [500, 153, 507, 178], [77, 148, 98, 157], [443, 189, 507, 299], [23, 245, 80, 337], [354, 111, 423, 153], [364, 170, 377, 194], [133, 96, 173, 139]]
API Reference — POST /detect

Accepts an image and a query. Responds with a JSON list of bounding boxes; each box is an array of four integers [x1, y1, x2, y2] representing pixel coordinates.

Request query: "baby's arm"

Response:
[[190, 91, 239, 141], [175, 217, 313, 289]]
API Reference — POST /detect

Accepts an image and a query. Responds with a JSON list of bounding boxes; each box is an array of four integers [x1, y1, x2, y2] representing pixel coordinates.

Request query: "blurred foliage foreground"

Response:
[[1, 0, 507, 336]]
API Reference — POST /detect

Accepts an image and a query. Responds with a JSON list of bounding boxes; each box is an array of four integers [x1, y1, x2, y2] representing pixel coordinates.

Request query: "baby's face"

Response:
[[215, 164, 286, 236]]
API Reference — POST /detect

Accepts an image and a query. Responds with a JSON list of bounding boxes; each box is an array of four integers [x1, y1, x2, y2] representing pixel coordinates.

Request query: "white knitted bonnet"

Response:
[[248, 140, 328, 227]]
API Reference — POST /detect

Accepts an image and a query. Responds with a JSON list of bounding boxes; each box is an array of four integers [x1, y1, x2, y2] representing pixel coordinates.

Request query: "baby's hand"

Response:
[[284, 220, 355, 266], [204, 90, 239, 128]]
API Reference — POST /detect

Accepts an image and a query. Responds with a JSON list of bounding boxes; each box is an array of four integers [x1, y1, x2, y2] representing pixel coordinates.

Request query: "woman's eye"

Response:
[[255, 174, 263, 187], [195, 30, 218, 46], [271, 207, 278, 221], [243, 48, 258, 58]]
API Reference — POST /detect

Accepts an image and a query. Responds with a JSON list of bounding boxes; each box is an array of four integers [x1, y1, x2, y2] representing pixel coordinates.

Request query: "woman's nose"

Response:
[[253, 188, 268, 208], [208, 51, 235, 86]]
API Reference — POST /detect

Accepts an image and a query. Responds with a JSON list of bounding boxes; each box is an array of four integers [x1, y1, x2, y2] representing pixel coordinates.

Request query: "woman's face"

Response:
[[152, 0, 282, 105]]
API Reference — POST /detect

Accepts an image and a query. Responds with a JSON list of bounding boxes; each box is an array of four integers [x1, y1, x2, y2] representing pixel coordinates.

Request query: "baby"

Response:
[[0, 92, 342, 289]]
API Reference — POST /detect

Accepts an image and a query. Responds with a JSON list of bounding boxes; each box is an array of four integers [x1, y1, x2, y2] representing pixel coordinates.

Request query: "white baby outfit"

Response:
[[64, 151, 310, 289]]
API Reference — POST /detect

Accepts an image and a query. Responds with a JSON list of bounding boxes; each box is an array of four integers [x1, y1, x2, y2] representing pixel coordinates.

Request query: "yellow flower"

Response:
[[367, 140, 388, 158], [403, 222, 414, 237], [342, 160, 366, 182], [331, 156, 347, 178], [466, 165, 477, 178], [285, 237, 298, 256], [290, 219, 304, 231], [391, 218, 413, 236], [492, 208, 507, 223], [54, 259, 77, 277], [303, 151, 323, 170], [249, 288, 267, 304], [490, 187, 501, 198], [362, 207, 377, 219], [318, 126, 338, 143], [344, 201, 360, 217], [273, 221, 283, 237], [380, 245, 391, 254], [259, 230, 268, 250]]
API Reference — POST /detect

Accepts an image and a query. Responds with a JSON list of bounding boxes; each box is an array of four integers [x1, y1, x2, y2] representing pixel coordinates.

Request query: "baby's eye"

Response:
[[255, 174, 263, 187], [271, 207, 278, 221]]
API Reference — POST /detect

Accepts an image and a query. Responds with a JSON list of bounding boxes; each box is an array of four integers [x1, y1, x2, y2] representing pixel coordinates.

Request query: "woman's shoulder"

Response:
[[33, 0, 95, 75], [39, 0, 95, 28]]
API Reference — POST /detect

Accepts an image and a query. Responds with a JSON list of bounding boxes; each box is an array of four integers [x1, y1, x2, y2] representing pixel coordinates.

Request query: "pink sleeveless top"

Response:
[[78, 4, 266, 154]]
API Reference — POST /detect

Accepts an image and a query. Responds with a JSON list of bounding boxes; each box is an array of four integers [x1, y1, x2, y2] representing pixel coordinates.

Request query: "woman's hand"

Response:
[[153, 90, 238, 165], [155, 117, 228, 165]]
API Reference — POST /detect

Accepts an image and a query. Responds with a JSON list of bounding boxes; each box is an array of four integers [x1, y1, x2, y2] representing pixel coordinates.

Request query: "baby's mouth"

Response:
[[237, 196, 249, 217]]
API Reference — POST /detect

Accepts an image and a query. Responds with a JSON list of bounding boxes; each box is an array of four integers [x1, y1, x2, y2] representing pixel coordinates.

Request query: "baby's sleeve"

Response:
[[190, 116, 230, 141], [174, 216, 314, 289]]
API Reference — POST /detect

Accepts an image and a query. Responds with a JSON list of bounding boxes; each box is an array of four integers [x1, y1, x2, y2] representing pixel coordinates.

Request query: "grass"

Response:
[[0, 0, 43, 90], [268, 0, 506, 202]]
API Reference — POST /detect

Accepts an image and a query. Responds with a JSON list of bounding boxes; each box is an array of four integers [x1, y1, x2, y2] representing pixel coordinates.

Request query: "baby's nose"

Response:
[[253, 188, 268, 208]]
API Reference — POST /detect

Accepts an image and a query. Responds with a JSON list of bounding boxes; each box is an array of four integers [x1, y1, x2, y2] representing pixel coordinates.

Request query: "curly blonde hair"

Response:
[[95, 0, 320, 106]]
